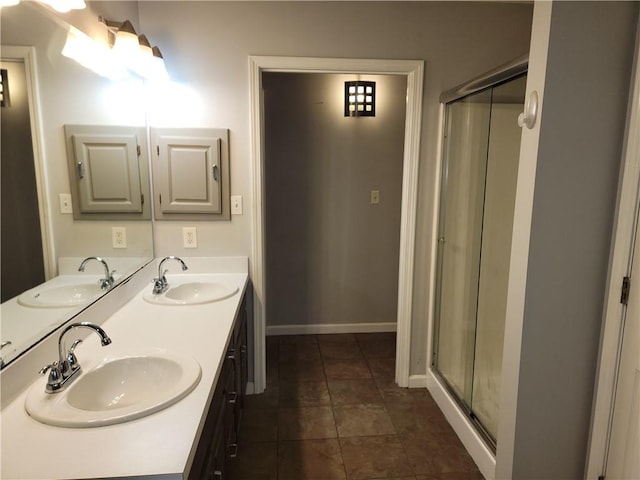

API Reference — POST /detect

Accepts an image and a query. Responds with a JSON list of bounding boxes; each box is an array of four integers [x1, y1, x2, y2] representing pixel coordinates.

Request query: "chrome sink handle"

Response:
[[78, 256, 115, 291], [40, 322, 112, 394], [152, 256, 188, 295]]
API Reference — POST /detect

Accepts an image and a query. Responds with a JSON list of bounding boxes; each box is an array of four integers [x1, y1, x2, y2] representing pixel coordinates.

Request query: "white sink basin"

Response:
[[143, 282, 238, 306], [18, 283, 104, 308], [25, 351, 201, 428]]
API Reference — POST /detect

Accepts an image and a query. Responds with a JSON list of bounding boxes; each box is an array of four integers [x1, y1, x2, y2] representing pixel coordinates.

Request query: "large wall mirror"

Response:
[[0, 2, 153, 368]]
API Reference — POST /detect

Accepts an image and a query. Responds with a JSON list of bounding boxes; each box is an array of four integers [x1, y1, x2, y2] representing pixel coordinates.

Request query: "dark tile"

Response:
[[317, 333, 358, 345], [320, 342, 366, 361], [416, 473, 484, 480], [378, 383, 433, 404], [357, 335, 397, 359], [278, 438, 346, 479], [279, 381, 331, 407], [239, 408, 278, 442], [386, 399, 452, 434], [367, 356, 396, 380], [400, 430, 479, 475], [279, 357, 326, 382], [245, 386, 279, 410], [278, 406, 337, 440], [323, 357, 371, 379], [228, 441, 277, 480], [334, 404, 396, 437], [280, 342, 322, 363], [340, 435, 413, 479], [355, 332, 397, 343], [328, 379, 383, 405], [279, 334, 319, 345]]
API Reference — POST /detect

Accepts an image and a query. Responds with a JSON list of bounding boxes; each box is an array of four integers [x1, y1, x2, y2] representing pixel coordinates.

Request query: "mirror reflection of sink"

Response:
[[143, 282, 238, 306], [18, 283, 104, 308], [25, 351, 201, 428]]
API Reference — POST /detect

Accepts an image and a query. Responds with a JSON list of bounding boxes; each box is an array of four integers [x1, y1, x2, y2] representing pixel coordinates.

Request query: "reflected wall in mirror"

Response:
[[0, 2, 154, 368]]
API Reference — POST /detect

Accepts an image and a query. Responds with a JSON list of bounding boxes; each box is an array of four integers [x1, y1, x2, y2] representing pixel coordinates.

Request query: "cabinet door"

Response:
[[65, 126, 148, 218], [151, 128, 230, 220]]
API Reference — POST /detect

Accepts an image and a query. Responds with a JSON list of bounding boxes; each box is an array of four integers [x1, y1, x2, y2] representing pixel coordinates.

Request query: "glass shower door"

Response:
[[434, 88, 492, 407], [433, 74, 526, 448]]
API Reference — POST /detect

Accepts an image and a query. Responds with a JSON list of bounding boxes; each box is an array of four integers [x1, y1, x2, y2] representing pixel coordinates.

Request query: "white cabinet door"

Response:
[[151, 128, 230, 220], [64, 125, 150, 220]]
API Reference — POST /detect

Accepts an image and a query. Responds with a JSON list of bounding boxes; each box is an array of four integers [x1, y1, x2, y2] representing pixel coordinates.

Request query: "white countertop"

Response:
[[1, 265, 248, 480]]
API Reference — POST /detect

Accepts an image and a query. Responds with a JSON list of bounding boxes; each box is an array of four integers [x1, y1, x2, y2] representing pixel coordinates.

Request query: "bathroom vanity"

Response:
[[0, 257, 249, 480]]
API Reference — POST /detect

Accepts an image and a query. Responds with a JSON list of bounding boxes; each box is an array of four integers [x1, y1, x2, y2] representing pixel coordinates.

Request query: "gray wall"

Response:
[[512, 2, 638, 478], [263, 73, 406, 329], [138, 1, 534, 374]]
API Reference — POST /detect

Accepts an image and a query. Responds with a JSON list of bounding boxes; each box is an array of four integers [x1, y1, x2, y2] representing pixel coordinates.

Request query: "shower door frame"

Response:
[[427, 54, 528, 479]]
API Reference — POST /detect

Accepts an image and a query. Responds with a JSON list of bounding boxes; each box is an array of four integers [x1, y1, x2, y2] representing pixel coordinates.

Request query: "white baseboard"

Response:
[[245, 382, 255, 395], [427, 370, 496, 480], [265, 322, 397, 336], [408, 374, 427, 388]]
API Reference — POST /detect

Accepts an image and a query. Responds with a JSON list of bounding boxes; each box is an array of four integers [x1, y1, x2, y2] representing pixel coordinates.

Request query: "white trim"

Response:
[[494, 3, 552, 478], [266, 322, 397, 337], [245, 382, 255, 395], [1, 46, 55, 280], [586, 11, 640, 480], [427, 371, 496, 480], [408, 374, 427, 388], [249, 56, 424, 394]]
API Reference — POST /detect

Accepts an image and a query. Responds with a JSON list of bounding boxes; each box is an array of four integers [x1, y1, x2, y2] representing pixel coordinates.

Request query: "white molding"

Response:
[[427, 370, 496, 480], [586, 12, 640, 480], [266, 322, 397, 337], [245, 382, 255, 395], [249, 55, 424, 394], [1, 46, 55, 281], [408, 374, 427, 388], [495, 3, 552, 478]]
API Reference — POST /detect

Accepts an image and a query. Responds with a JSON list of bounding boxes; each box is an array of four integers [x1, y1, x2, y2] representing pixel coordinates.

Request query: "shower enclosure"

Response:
[[432, 57, 527, 450]]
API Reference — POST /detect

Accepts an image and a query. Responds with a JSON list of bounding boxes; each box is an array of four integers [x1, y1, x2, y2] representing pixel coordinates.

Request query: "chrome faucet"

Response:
[[152, 256, 188, 294], [39, 322, 112, 394], [78, 256, 115, 290]]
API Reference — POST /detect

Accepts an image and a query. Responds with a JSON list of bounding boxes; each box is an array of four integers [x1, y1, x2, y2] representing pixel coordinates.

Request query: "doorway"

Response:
[[262, 72, 406, 336], [249, 57, 424, 394]]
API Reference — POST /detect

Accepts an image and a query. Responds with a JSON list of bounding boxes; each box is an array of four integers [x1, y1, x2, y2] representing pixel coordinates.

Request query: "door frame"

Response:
[[249, 56, 424, 393], [585, 13, 640, 479], [1, 46, 54, 281]]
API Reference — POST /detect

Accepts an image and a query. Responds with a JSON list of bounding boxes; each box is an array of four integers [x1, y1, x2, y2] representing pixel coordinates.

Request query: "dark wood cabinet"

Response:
[[188, 290, 248, 480]]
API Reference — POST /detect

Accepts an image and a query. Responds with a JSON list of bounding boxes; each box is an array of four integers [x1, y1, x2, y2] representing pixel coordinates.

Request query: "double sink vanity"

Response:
[[0, 256, 249, 480]]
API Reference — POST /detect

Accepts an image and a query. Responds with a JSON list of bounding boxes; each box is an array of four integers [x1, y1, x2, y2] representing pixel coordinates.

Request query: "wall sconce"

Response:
[[0, 68, 9, 107], [345, 81, 376, 117]]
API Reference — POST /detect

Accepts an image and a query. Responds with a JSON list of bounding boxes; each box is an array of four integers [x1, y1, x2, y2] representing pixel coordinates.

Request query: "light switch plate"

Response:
[[183, 227, 197, 248], [59, 193, 73, 214], [231, 195, 243, 215], [370, 190, 380, 205], [112, 227, 127, 249]]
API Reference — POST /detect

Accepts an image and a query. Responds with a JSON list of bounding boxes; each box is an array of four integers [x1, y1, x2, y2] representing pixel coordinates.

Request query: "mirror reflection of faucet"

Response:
[[39, 322, 112, 394], [78, 257, 116, 290], [152, 256, 189, 295]]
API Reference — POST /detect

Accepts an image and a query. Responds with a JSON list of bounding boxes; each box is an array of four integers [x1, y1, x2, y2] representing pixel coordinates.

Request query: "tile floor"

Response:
[[229, 332, 484, 480]]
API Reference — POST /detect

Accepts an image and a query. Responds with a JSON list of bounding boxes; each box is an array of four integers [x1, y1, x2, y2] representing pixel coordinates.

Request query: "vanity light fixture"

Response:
[[0, 0, 85, 11], [100, 17, 168, 80], [345, 81, 376, 117], [61, 27, 126, 80]]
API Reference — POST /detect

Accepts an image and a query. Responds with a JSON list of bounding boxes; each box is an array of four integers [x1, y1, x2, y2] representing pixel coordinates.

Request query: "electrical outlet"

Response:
[[112, 227, 127, 249], [59, 193, 73, 214], [183, 227, 197, 248], [231, 195, 243, 215], [370, 190, 380, 205]]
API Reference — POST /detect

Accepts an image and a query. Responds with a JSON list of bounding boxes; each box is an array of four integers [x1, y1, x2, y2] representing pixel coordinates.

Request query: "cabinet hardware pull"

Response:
[[77, 162, 85, 179], [228, 392, 238, 404], [213, 471, 222, 479], [212, 164, 219, 181], [227, 348, 235, 360], [228, 443, 238, 458]]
